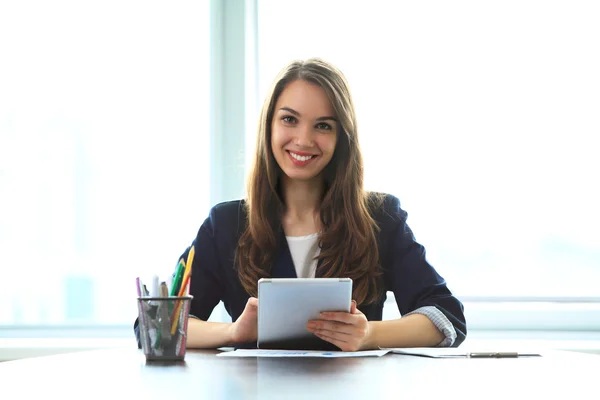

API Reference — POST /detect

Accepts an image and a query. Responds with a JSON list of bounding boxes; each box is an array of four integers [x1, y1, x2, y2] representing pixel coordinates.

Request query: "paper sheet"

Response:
[[216, 349, 391, 358]]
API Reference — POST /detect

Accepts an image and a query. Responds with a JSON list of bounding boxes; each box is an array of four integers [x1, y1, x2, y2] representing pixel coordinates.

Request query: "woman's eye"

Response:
[[316, 122, 332, 131], [282, 116, 297, 124]]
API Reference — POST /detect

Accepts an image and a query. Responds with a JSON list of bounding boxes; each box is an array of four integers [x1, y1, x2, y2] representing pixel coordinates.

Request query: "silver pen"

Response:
[[468, 352, 539, 358]]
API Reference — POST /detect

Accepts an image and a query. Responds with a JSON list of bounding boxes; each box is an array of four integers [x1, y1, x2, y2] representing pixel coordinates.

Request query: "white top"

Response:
[[285, 232, 321, 278]]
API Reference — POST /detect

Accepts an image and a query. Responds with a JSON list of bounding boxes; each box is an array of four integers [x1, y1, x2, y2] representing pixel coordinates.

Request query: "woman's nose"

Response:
[[294, 125, 315, 147]]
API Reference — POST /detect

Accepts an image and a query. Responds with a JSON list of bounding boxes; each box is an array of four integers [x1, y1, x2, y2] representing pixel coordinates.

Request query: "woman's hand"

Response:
[[306, 300, 372, 351], [229, 297, 258, 345]]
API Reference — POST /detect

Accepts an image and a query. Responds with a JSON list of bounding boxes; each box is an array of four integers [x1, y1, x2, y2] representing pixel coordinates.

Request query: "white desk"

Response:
[[1, 347, 598, 399]]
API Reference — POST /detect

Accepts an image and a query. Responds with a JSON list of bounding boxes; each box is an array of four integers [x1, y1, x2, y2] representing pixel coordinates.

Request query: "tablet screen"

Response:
[[257, 278, 352, 350]]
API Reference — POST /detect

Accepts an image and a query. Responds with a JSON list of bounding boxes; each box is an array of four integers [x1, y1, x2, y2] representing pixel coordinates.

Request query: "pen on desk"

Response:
[[467, 352, 539, 358], [468, 352, 517, 358]]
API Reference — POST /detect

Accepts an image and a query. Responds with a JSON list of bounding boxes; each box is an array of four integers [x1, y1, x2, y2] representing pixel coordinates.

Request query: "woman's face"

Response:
[[270, 79, 338, 184]]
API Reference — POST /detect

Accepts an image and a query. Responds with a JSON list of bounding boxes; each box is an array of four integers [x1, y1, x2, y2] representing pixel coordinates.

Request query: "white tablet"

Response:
[[257, 277, 352, 350]]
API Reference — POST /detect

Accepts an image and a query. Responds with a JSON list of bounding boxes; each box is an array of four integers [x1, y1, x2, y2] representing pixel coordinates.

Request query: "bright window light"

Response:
[[0, 1, 210, 326], [257, 0, 600, 298]]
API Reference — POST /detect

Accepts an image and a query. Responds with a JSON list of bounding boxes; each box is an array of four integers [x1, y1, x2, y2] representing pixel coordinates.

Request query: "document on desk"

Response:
[[388, 348, 542, 358], [217, 349, 391, 358]]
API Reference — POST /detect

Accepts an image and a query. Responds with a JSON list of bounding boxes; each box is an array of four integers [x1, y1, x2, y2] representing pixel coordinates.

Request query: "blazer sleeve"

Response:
[[186, 207, 226, 321], [383, 195, 467, 346], [133, 207, 226, 348]]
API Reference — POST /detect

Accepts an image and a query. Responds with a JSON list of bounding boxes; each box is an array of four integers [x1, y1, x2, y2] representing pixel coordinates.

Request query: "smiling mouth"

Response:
[[288, 151, 315, 162], [286, 151, 318, 165]]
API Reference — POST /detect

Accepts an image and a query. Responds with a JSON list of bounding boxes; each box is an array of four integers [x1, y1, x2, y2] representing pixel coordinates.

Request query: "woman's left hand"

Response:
[[306, 300, 372, 352]]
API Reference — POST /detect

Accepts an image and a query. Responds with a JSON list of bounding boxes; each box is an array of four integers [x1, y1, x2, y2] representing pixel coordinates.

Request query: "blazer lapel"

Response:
[[271, 230, 298, 278]]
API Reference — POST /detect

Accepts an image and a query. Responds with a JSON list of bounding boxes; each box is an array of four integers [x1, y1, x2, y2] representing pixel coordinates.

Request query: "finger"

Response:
[[307, 320, 356, 336], [247, 297, 258, 307], [245, 297, 258, 312], [351, 300, 357, 314], [318, 311, 356, 324]]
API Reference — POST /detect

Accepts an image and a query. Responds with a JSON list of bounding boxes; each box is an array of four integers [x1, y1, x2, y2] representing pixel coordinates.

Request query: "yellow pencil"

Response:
[[170, 245, 195, 335], [177, 245, 195, 297]]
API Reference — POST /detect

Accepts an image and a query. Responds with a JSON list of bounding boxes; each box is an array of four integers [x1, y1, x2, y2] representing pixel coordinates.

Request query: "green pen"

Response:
[[170, 259, 186, 296], [166, 260, 185, 319]]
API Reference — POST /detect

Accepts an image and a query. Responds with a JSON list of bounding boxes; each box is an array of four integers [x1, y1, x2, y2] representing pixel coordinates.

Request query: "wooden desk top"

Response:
[[1, 347, 599, 399]]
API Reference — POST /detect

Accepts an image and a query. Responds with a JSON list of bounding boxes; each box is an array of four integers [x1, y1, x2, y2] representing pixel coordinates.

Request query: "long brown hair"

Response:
[[235, 58, 383, 305]]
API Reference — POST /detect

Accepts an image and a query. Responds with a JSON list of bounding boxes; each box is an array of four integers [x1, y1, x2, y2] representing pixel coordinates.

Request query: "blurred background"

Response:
[[1, 0, 599, 359]]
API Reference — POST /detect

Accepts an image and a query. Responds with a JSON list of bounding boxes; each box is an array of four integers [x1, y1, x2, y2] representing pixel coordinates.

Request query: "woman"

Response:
[[137, 58, 466, 351]]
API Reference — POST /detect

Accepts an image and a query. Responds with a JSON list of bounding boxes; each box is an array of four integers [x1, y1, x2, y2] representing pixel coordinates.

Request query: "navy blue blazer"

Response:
[[135, 194, 467, 348]]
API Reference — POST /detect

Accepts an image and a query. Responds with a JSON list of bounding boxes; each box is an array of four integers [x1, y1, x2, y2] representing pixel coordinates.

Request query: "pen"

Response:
[[177, 247, 194, 297], [160, 282, 169, 297], [170, 245, 195, 335], [157, 282, 172, 349], [151, 274, 160, 297], [170, 258, 186, 296], [135, 277, 143, 297], [468, 352, 538, 358]]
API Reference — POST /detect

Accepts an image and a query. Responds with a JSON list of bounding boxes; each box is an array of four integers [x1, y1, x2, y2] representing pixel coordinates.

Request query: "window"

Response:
[[0, 1, 210, 329], [257, 0, 600, 307]]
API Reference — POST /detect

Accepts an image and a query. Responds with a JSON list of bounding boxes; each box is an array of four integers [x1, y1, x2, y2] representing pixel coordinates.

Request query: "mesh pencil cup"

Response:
[[137, 296, 193, 361]]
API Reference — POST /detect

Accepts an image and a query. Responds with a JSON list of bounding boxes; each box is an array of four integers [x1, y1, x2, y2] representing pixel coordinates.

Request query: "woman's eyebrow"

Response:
[[316, 116, 337, 122], [279, 107, 337, 122], [279, 106, 300, 116]]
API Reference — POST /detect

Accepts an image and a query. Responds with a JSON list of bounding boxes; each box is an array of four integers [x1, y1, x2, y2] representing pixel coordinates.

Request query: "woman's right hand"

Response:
[[229, 297, 258, 344]]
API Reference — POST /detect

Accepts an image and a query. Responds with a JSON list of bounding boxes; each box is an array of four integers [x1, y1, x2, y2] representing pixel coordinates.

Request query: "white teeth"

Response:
[[290, 152, 314, 162]]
